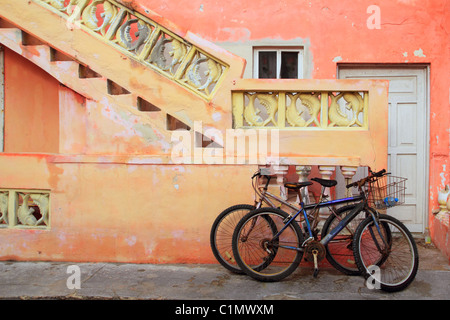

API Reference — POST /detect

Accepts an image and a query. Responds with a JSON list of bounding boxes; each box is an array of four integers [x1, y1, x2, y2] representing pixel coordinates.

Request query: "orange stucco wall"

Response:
[[4, 47, 59, 153], [0, 153, 257, 263], [136, 0, 450, 259], [0, 0, 448, 263]]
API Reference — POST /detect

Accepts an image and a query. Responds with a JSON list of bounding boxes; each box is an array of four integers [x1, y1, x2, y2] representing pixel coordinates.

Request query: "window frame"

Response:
[[253, 46, 304, 79]]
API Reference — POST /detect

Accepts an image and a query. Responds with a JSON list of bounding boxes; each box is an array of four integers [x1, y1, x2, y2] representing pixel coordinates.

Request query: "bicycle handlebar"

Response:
[[252, 170, 271, 190], [345, 169, 386, 189], [251, 171, 260, 179], [372, 168, 387, 177]]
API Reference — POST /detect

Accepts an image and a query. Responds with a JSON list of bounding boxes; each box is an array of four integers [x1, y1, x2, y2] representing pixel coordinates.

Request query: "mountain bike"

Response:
[[232, 169, 418, 292], [211, 167, 366, 276]]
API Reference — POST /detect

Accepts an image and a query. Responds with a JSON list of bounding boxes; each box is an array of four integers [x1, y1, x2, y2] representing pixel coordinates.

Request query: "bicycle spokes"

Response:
[[354, 214, 419, 292], [233, 209, 304, 281]]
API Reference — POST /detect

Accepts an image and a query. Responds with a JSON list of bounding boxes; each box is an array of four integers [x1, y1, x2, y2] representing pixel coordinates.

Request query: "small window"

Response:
[[254, 47, 303, 79]]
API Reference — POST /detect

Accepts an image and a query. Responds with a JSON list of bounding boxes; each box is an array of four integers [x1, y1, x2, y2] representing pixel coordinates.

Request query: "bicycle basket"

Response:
[[367, 175, 407, 210]]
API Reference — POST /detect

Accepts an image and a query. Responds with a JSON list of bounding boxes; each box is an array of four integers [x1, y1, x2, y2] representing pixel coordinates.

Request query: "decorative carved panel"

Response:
[[35, 0, 228, 99], [233, 90, 368, 129], [0, 191, 8, 227], [0, 189, 50, 229]]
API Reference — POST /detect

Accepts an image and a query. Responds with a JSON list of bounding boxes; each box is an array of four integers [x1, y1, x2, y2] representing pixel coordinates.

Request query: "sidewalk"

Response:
[[0, 241, 449, 300]]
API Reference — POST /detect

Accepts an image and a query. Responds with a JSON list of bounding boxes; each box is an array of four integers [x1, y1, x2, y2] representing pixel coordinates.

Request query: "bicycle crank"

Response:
[[304, 241, 326, 278]]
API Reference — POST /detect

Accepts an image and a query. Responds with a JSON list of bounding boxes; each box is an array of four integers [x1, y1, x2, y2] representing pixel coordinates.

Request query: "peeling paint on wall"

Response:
[[414, 48, 426, 57], [125, 236, 137, 246], [441, 164, 448, 188], [219, 27, 252, 42]]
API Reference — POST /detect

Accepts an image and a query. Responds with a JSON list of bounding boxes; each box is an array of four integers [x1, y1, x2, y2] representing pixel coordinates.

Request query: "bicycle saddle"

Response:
[[284, 181, 313, 190], [311, 177, 337, 188]]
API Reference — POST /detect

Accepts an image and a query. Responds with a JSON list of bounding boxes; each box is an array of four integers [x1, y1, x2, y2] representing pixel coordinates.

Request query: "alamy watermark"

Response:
[[365, 265, 381, 290], [366, 5, 381, 29], [66, 265, 81, 290], [170, 121, 280, 165]]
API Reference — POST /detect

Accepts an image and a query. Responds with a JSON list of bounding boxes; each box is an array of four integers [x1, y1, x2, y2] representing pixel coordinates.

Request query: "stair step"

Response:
[[107, 79, 130, 95], [50, 47, 73, 62], [0, 27, 22, 44], [79, 65, 102, 79], [167, 114, 190, 131], [0, 18, 17, 29], [137, 97, 161, 112], [21, 30, 46, 46], [21, 44, 52, 64], [78, 77, 108, 96]]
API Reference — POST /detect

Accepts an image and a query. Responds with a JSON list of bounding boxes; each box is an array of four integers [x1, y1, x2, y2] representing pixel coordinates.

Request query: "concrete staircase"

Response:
[[0, 0, 245, 157]]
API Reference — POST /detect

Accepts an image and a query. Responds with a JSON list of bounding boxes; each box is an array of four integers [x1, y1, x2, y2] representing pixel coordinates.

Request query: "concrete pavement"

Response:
[[0, 241, 449, 301]]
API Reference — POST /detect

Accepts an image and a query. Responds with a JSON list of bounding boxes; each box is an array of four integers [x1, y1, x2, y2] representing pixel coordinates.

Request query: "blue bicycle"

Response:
[[211, 168, 368, 276], [232, 169, 419, 292]]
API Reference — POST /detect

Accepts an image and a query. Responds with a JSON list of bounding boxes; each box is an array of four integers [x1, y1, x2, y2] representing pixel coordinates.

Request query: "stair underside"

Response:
[[0, 26, 194, 155]]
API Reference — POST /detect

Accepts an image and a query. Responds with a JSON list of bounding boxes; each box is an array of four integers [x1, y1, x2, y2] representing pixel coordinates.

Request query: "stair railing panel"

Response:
[[34, 0, 229, 100]]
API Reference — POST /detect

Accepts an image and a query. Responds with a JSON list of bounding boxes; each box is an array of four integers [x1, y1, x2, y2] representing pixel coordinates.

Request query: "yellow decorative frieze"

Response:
[[34, 0, 228, 100], [0, 189, 50, 229], [0, 191, 8, 226], [233, 90, 368, 129]]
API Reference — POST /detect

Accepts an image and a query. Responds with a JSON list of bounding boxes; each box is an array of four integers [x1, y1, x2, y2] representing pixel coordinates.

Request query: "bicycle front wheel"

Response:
[[353, 214, 419, 292], [232, 207, 304, 282], [210, 204, 255, 274]]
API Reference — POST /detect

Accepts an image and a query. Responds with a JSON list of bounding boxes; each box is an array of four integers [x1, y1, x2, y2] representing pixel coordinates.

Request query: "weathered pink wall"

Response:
[[4, 47, 60, 153], [136, 0, 450, 258], [0, 0, 448, 263], [0, 153, 257, 263]]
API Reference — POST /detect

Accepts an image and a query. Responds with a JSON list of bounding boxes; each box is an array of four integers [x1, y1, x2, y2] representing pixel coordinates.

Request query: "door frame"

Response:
[[337, 63, 430, 233]]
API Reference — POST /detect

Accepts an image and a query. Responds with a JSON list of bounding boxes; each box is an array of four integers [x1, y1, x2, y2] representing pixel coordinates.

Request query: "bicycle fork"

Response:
[[367, 211, 390, 256]]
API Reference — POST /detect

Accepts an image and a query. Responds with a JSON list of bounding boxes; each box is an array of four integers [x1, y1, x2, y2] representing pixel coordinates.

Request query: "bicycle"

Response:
[[211, 167, 367, 276], [232, 169, 419, 292]]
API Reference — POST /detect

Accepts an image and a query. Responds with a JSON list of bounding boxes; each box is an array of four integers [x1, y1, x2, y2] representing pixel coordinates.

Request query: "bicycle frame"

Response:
[[319, 201, 365, 245], [253, 173, 365, 236], [252, 170, 389, 254], [254, 174, 361, 220], [271, 195, 365, 247], [272, 194, 389, 257]]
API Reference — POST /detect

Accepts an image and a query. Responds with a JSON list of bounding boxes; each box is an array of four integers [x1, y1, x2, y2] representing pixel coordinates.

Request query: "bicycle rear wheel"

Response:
[[232, 207, 304, 282], [353, 214, 419, 292], [210, 204, 255, 274]]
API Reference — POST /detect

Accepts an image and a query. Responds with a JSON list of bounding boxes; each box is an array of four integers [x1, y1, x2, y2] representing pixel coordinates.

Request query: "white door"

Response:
[[337, 66, 428, 233]]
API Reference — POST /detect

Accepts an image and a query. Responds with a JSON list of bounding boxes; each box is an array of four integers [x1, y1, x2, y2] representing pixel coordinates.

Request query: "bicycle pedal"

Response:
[[225, 251, 235, 263]]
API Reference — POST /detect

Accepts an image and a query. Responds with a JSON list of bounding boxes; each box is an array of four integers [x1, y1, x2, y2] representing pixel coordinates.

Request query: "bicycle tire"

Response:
[[210, 204, 255, 273], [232, 207, 304, 282], [321, 205, 371, 276], [353, 214, 419, 292]]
